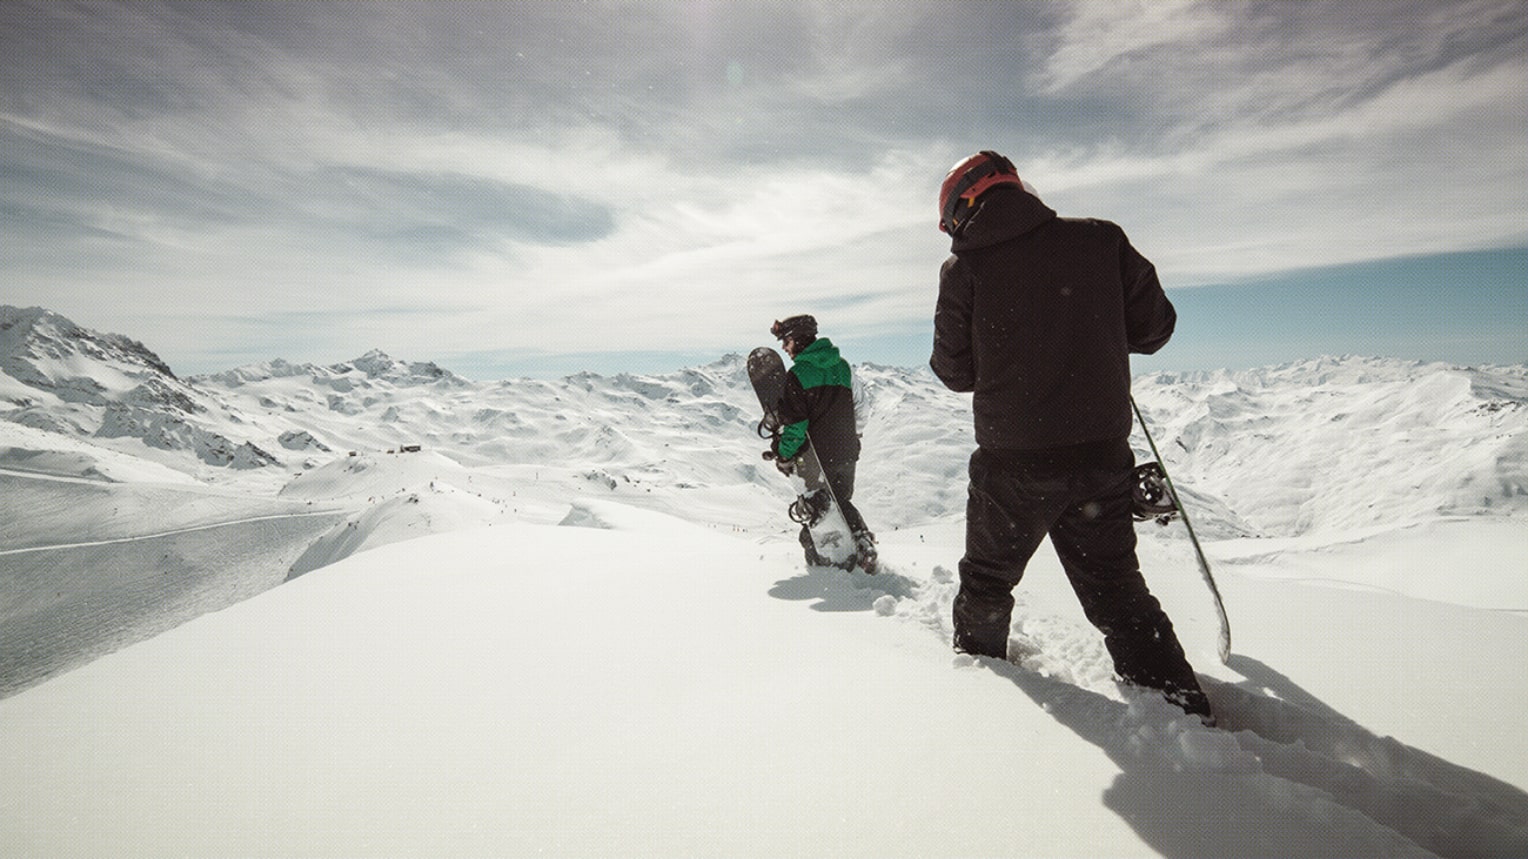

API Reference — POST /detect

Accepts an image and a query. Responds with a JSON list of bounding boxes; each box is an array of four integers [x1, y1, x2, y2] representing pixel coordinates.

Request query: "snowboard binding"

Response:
[[1131, 461, 1179, 525], [787, 488, 831, 527]]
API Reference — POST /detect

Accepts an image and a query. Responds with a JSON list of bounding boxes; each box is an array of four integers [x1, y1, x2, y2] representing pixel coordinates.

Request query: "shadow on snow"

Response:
[[769, 563, 1528, 858], [767, 563, 921, 612], [979, 653, 1528, 858]]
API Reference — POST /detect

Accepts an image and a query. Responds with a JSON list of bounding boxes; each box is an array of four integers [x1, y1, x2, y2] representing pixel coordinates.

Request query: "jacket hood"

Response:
[[950, 187, 1057, 252], [793, 337, 842, 368]]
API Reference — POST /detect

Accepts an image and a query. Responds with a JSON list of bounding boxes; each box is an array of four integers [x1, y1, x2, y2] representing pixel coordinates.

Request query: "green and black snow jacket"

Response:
[[774, 338, 860, 468]]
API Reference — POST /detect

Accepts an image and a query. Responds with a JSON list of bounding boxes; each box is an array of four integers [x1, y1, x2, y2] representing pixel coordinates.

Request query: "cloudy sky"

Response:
[[3, 1, 1525, 377]]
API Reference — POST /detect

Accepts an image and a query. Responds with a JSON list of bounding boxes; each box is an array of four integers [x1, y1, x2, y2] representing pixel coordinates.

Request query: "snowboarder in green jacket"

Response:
[[770, 315, 876, 569]]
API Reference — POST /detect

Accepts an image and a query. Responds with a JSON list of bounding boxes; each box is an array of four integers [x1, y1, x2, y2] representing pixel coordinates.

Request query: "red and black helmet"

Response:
[[770, 314, 817, 346], [938, 150, 1024, 235]]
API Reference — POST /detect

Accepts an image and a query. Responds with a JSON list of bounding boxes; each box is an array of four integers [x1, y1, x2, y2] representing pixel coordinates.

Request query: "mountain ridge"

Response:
[[2, 305, 1525, 537]]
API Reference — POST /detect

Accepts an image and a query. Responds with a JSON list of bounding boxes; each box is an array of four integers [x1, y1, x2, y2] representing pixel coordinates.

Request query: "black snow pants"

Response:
[[954, 439, 1204, 702], [825, 460, 869, 538]]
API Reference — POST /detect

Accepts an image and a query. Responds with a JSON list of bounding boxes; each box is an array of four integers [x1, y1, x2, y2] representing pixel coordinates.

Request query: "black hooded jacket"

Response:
[[930, 187, 1175, 451]]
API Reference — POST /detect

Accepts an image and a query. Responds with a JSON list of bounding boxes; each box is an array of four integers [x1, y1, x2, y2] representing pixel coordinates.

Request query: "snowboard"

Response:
[[1130, 396, 1231, 665], [747, 346, 865, 572]]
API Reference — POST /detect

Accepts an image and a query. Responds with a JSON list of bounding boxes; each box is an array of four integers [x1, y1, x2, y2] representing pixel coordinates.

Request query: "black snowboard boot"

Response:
[[853, 529, 878, 574], [1163, 684, 1215, 726]]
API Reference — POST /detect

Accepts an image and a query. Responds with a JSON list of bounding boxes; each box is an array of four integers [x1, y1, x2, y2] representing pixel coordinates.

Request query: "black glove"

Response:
[[762, 449, 796, 476]]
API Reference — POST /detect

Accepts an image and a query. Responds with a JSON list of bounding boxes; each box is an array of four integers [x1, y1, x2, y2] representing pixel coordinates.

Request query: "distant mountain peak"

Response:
[[342, 349, 463, 385], [0, 306, 274, 467], [347, 349, 400, 377], [2, 305, 165, 371], [1, 305, 180, 396]]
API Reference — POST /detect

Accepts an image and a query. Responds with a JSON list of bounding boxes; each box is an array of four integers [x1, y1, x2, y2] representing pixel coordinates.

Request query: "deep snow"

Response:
[[2, 318, 1526, 856]]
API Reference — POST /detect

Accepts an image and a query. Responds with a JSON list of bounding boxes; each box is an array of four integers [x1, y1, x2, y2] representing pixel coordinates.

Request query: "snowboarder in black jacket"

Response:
[[770, 315, 876, 570], [930, 151, 1211, 720]]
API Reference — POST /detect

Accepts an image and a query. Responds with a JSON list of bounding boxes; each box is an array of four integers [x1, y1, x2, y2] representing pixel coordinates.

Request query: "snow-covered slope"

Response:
[[2, 307, 1526, 856], [3, 500, 1524, 858]]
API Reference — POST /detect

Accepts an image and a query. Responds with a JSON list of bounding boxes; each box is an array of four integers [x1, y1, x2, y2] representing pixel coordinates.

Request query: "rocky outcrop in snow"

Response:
[[278, 429, 331, 452], [95, 404, 278, 468]]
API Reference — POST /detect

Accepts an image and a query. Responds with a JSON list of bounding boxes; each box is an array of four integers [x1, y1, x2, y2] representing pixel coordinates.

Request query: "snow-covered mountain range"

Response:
[[6, 305, 1524, 533], [3, 305, 1527, 857]]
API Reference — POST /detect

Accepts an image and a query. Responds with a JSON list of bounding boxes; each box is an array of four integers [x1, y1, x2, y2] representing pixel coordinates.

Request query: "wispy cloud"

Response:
[[2, 1, 1524, 375], [1039, 0, 1233, 93]]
